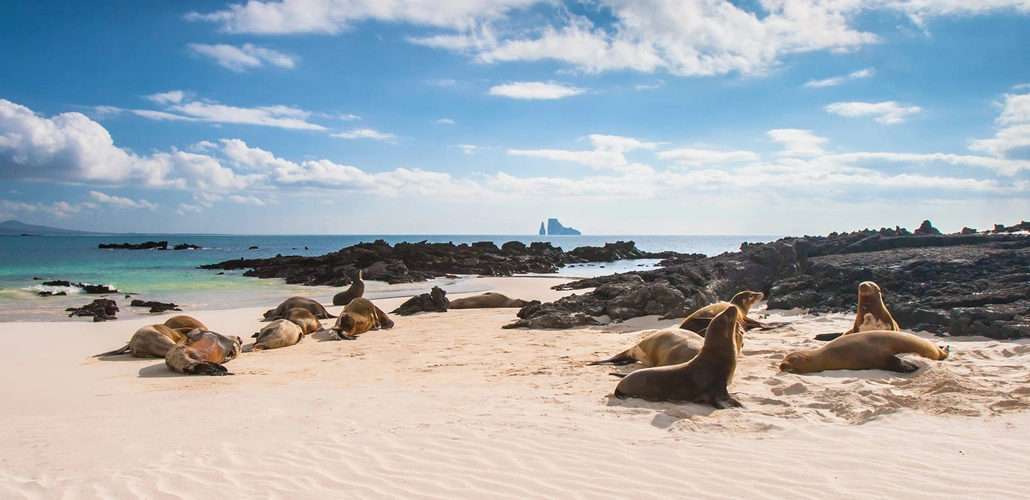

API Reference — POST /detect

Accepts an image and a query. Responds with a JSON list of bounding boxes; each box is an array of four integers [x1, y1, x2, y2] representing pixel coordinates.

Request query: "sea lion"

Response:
[[779, 330, 950, 374], [448, 292, 537, 309], [95, 324, 186, 358], [679, 290, 765, 336], [283, 307, 323, 335], [163, 315, 207, 331], [252, 319, 304, 351], [332, 270, 365, 306], [590, 328, 705, 367], [614, 306, 743, 408], [164, 328, 243, 376], [263, 296, 335, 321], [329, 297, 395, 340], [814, 281, 900, 341]]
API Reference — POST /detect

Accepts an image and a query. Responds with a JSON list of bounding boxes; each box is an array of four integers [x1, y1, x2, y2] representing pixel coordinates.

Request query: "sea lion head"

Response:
[[332, 313, 358, 336], [262, 309, 276, 320], [778, 352, 810, 373], [730, 290, 765, 311], [858, 281, 883, 302], [705, 305, 740, 351]]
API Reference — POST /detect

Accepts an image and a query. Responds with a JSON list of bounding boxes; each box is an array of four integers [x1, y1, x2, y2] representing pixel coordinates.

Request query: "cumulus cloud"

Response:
[[804, 68, 875, 88], [331, 128, 396, 140], [188, 43, 296, 71], [825, 101, 922, 124], [766, 129, 828, 157], [488, 81, 585, 100], [969, 92, 1030, 163], [89, 191, 158, 210]]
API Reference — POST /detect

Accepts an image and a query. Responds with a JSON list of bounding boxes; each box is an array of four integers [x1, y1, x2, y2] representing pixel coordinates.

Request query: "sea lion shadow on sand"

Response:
[[311, 329, 347, 342], [137, 363, 182, 378], [604, 397, 719, 428]]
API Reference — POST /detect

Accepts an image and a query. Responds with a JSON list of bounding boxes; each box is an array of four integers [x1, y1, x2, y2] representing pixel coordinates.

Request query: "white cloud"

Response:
[[336, 113, 361, 121], [507, 134, 657, 172], [969, 92, 1030, 163], [435, 118, 455, 125], [89, 191, 158, 210], [331, 128, 396, 140], [635, 80, 664, 91], [188, 43, 296, 72], [129, 93, 326, 130], [177, 203, 203, 215], [656, 148, 760, 166], [804, 68, 875, 88], [825, 101, 922, 124], [488, 81, 585, 100], [146, 91, 186, 105], [229, 195, 266, 206], [455, 144, 478, 154], [767, 129, 828, 157]]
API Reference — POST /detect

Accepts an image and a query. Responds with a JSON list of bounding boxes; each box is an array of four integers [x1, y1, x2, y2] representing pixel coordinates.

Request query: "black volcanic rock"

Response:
[[392, 286, 450, 316], [173, 243, 202, 250], [41, 281, 118, 294], [130, 299, 182, 313], [99, 241, 169, 250], [67, 299, 119, 321]]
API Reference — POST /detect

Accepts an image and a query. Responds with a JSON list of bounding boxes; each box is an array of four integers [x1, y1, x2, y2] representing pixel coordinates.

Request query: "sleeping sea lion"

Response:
[[614, 306, 743, 408], [779, 330, 949, 374], [590, 328, 706, 367], [165, 328, 243, 376], [680, 290, 765, 336], [815, 281, 900, 341], [163, 315, 207, 331], [95, 324, 186, 358], [329, 297, 394, 340], [449, 292, 537, 309], [252, 319, 304, 351], [263, 296, 335, 321], [283, 307, 323, 335], [332, 270, 365, 306]]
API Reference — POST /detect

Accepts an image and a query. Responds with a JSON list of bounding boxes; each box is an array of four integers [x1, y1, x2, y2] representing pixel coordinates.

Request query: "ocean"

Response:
[[0, 234, 779, 321]]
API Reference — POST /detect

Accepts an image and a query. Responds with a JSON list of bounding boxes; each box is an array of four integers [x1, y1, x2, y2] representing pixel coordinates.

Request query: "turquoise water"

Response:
[[0, 234, 777, 321]]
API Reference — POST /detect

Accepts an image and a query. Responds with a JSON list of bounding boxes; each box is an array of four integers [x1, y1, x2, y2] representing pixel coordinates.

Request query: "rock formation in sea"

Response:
[[538, 222, 546, 235], [66, 299, 119, 321], [545, 218, 581, 235]]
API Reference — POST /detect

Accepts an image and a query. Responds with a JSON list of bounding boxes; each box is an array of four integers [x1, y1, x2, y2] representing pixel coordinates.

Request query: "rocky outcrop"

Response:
[[41, 281, 119, 294], [546, 218, 581, 235], [392, 286, 450, 316], [67, 299, 119, 321], [129, 300, 182, 313], [99, 241, 201, 250]]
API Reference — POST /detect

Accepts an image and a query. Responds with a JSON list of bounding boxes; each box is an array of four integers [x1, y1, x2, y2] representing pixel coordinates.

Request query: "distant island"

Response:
[[539, 218, 581, 236], [0, 220, 104, 236]]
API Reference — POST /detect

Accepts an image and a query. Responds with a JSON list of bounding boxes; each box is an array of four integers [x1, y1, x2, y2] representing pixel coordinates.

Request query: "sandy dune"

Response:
[[1, 276, 1029, 498]]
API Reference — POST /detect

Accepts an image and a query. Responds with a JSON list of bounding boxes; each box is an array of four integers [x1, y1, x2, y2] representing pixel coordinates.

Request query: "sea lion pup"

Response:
[[448, 292, 537, 309], [779, 330, 950, 375], [614, 307, 743, 408], [263, 296, 335, 321], [95, 324, 186, 358], [590, 328, 706, 367], [332, 270, 365, 306], [163, 315, 207, 331], [329, 297, 395, 340], [252, 319, 304, 351], [679, 290, 765, 336], [165, 328, 243, 376], [814, 281, 900, 341], [283, 307, 324, 335]]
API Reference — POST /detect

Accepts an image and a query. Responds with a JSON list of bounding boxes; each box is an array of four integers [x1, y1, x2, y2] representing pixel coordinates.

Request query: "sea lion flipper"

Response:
[[885, 356, 920, 373], [95, 344, 131, 357], [608, 372, 628, 378], [814, 332, 844, 342], [184, 360, 231, 376], [185, 328, 206, 341], [589, 351, 637, 366]]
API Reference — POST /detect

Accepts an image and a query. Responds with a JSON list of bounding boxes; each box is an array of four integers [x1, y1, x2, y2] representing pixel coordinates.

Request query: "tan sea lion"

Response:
[[283, 307, 323, 335], [780, 330, 950, 374], [165, 328, 243, 376], [95, 324, 186, 358], [329, 297, 394, 340], [163, 315, 207, 331], [332, 270, 365, 306], [814, 281, 900, 341], [590, 328, 705, 367], [449, 292, 536, 309], [252, 319, 304, 351], [614, 306, 743, 408], [263, 296, 335, 321], [679, 290, 764, 336]]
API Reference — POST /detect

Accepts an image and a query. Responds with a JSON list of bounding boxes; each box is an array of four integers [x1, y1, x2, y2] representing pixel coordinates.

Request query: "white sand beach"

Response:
[[2, 276, 1029, 499]]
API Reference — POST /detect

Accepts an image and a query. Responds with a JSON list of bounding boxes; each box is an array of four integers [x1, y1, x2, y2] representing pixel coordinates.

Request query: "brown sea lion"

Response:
[[779, 330, 950, 374], [449, 292, 537, 309], [163, 315, 207, 331], [165, 328, 243, 376], [252, 319, 304, 351], [263, 296, 335, 321], [329, 297, 394, 340], [815, 281, 900, 341], [614, 306, 743, 408], [590, 328, 705, 367], [95, 324, 186, 358], [283, 307, 323, 335], [679, 290, 764, 336], [332, 270, 365, 306]]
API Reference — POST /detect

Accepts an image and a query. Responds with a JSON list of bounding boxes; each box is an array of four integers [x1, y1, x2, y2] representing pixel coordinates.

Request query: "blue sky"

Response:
[[1, 0, 1028, 235]]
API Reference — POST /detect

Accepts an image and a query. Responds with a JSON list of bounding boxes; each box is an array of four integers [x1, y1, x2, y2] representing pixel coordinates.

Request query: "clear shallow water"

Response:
[[0, 234, 778, 321]]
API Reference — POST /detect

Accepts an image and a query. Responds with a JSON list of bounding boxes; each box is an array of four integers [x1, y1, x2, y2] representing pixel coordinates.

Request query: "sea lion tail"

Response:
[[185, 361, 233, 376], [589, 351, 636, 366], [94, 344, 131, 357], [940, 345, 951, 360], [608, 372, 629, 378], [814, 332, 844, 342]]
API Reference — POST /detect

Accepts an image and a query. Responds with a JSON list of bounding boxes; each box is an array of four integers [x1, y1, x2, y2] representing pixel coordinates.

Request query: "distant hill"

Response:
[[0, 220, 104, 236]]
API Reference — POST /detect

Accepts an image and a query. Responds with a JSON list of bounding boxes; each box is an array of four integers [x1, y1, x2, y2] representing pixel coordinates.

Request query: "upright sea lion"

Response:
[[590, 328, 706, 367], [614, 307, 743, 408], [332, 270, 365, 306], [679, 290, 764, 336], [252, 319, 304, 351], [814, 281, 900, 341], [163, 315, 207, 331], [779, 330, 949, 374], [283, 307, 323, 335], [449, 292, 537, 309], [95, 324, 186, 358], [263, 296, 335, 321], [329, 297, 394, 340], [165, 328, 243, 376]]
